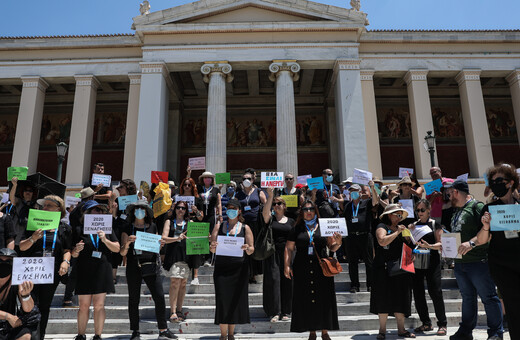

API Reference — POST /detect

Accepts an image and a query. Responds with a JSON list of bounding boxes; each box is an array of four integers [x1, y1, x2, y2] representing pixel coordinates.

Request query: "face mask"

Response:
[[243, 179, 252, 188], [0, 262, 12, 278], [204, 178, 212, 186], [134, 208, 146, 220], [305, 216, 317, 226], [326, 175, 333, 183], [227, 187, 235, 195], [350, 191, 360, 200], [226, 209, 239, 220], [490, 182, 509, 198]]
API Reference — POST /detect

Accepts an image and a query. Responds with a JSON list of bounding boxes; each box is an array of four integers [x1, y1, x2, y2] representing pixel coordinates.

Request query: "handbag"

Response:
[[252, 216, 275, 261], [386, 259, 405, 277], [312, 242, 342, 277], [138, 255, 161, 277], [386, 243, 415, 276]]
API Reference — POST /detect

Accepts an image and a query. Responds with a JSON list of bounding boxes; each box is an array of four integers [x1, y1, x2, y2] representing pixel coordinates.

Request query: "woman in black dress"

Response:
[[261, 187, 294, 322], [370, 204, 415, 339], [275, 173, 303, 220], [0, 210, 15, 250], [210, 199, 254, 340], [71, 201, 120, 340], [198, 172, 221, 266], [284, 200, 342, 340]]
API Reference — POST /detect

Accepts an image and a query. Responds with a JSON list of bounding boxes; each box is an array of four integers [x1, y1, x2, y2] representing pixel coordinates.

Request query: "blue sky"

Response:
[[1, 0, 519, 37]]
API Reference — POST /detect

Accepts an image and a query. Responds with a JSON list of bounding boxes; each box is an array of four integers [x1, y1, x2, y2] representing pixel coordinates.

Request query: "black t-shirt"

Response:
[[122, 222, 159, 263], [0, 284, 19, 315], [83, 180, 111, 205], [163, 219, 188, 270], [343, 199, 372, 233], [392, 195, 419, 227], [0, 214, 15, 249], [413, 219, 440, 268], [271, 217, 295, 249], [374, 223, 413, 266], [197, 186, 220, 219], [73, 217, 119, 264], [441, 206, 455, 231], [316, 184, 341, 211]]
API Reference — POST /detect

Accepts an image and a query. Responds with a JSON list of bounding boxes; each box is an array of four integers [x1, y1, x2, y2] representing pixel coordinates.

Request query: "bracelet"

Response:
[[21, 295, 31, 302], [482, 228, 490, 231], [29, 238, 35, 244], [63, 259, 70, 265]]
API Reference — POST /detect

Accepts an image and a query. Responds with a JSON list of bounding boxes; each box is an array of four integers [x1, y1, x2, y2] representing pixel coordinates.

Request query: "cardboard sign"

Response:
[[441, 232, 462, 259], [297, 175, 312, 185], [7, 167, 28, 181], [456, 173, 469, 182], [281, 195, 298, 208], [118, 194, 138, 211], [134, 231, 162, 254], [27, 209, 61, 231], [400, 244, 415, 274], [399, 199, 415, 219], [91, 174, 112, 187], [424, 179, 443, 196], [175, 195, 195, 209], [151, 171, 168, 184], [215, 173, 231, 185], [306, 177, 325, 190], [319, 218, 348, 236], [216, 235, 244, 257], [189, 157, 206, 170], [353, 168, 372, 186], [186, 222, 210, 255], [65, 196, 81, 208], [12, 257, 54, 285], [489, 205, 520, 231], [398, 167, 414, 178], [261, 172, 284, 188], [83, 214, 113, 234]]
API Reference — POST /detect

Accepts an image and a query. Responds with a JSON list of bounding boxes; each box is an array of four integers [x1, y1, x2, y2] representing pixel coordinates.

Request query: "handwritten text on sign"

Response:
[[91, 174, 112, 187], [489, 204, 520, 231], [84, 214, 113, 234], [216, 236, 244, 257], [261, 172, 284, 188], [353, 168, 372, 186], [134, 231, 162, 254], [319, 218, 348, 236], [12, 257, 54, 285], [189, 157, 206, 170]]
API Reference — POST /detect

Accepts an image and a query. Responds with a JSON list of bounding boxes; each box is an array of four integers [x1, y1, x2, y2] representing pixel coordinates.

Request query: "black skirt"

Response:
[[74, 255, 115, 295], [369, 264, 412, 316]]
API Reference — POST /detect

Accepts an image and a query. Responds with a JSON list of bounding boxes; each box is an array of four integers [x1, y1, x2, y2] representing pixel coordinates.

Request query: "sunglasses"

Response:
[[273, 202, 284, 206], [176, 206, 187, 211], [490, 177, 508, 185], [416, 208, 428, 213], [302, 207, 314, 212], [392, 213, 403, 219], [285, 178, 294, 181], [183, 183, 192, 187], [243, 177, 252, 181]]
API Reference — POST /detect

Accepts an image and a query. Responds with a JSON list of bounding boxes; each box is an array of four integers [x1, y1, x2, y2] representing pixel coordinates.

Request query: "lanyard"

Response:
[[203, 186, 213, 198], [90, 234, 100, 250], [452, 198, 474, 226], [226, 222, 239, 237], [305, 223, 316, 245], [352, 201, 360, 217], [173, 219, 186, 232], [133, 224, 146, 235], [326, 185, 333, 199], [43, 230, 58, 253]]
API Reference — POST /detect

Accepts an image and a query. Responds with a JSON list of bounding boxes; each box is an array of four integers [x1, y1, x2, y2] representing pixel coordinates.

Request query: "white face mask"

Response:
[[243, 179, 252, 188]]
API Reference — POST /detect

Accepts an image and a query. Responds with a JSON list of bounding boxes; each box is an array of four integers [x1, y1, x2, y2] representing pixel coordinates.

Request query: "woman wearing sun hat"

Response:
[[197, 171, 221, 267], [370, 204, 415, 339]]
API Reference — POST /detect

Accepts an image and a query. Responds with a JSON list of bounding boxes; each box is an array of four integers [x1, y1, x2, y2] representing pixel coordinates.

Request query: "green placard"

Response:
[[27, 209, 61, 231], [186, 222, 210, 255], [7, 167, 28, 181], [215, 173, 231, 185], [75, 193, 81, 198]]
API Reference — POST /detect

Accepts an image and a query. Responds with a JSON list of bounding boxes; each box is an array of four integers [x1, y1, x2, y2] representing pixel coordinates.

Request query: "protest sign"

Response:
[[151, 171, 168, 184], [134, 231, 162, 254], [91, 174, 112, 187], [215, 173, 231, 185], [400, 244, 415, 274], [489, 205, 520, 231], [319, 218, 348, 236], [281, 195, 298, 208], [186, 222, 210, 255], [353, 168, 372, 186], [7, 167, 28, 181], [423, 179, 443, 196], [399, 199, 415, 219], [456, 173, 469, 182], [1, 193, 9, 204], [297, 175, 312, 185], [483, 173, 489, 187], [84, 214, 113, 234], [118, 194, 138, 211], [12, 257, 54, 285], [65, 196, 81, 208], [189, 157, 206, 170], [216, 235, 244, 257], [152, 182, 172, 218], [441, 233, 462, 259], [306, 177, 324, 190], [27, 209, 60, 231], [261, 172, 284, 188], [75, 193, 81, 198], [398, 167, 414, 178], [175, 195, 195, 212]]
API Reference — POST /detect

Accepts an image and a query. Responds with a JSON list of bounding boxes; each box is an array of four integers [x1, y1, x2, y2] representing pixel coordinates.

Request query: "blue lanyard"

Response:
[[90, 234, 100, 250], [327, 185, 333, 199], [352, 201, 360, 217], [173, 219, 186, 232], [452, 198, 474, 226], [305, 223, 316, 245], [204, 186, 212, 197], [226, 222, 239, 237], [43, 230, 58, 252], [7, 205, 13, 215]]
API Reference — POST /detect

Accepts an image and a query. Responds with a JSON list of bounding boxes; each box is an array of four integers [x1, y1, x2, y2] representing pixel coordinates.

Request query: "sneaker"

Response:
[[158, 329, 178, 339], [130, 331, 141, 340], [203, 261, 211, 267], [92, 335, 102, 340], [449, 332, 473, 340], [190, 277, 199, 285], [74, 335, 86, 340]]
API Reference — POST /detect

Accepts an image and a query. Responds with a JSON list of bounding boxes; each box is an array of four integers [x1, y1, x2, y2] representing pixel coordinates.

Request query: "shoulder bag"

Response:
[[312, 242, 342, 277], [252, 216, 275, 261]]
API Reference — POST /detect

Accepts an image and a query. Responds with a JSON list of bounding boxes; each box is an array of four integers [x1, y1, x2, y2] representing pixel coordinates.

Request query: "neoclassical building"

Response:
[[1, 0, 519, 187]]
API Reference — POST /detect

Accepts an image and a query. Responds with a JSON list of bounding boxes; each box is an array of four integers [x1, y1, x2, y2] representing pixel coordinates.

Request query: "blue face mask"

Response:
[[304, 216, 317, 226], [134, 208, 146, 220], [226, 209, 239, 220], [351, 191, 360, 200], [326, 175, 333, 183], [227, 187, 235, 195]]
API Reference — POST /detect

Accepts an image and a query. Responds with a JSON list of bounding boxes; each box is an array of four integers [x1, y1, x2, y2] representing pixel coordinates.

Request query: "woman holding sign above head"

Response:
[[120, 200, 176, 340], [8, 177, 37, 250], [210, 198, 254, 340], [477, 164, 520, 340], [284, 200, 341, 340], [275, 173, 303, 220], [391, 176, 419, 228], [70, 201, 120, 340], [19, 195, 72, 340]]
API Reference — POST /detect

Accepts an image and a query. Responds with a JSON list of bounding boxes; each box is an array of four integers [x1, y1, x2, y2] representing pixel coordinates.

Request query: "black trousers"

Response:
[[489, 262, 520, 340], [126, 261, 167, 331], [412, 262, 447, 327], [63, 257, 78, 301], [346, 233, 373, 289], [32, 280, 59, 339], [262, 247, 293, 317]]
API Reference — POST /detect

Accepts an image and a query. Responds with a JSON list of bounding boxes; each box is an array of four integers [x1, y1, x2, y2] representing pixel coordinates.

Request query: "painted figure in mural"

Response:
[[41, 117, 51, 143], [385, 109, 401, 138], [185, 119, 195, 147], [247, 119, 260, 145], [0, 120, 12, 145], [193, 119, 205, 146], [488, 108, 516, 138], [226, 118, 238, 146], [308, 116, 323, 145], [59, 117, 71, 142], [302, 118, 311, 144], [268, 117, 276, 145]]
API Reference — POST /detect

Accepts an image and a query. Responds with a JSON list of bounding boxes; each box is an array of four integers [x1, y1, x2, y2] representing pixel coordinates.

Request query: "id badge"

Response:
[[43, 251, 53, 257], [134, 249, 142, 255], [308, 246, 314, 255], [504, 230, 519, 239], [92, 251, 102, 259], [352, 217, 359, 223], [244, 205, 251, 211], [120, 214, 127, 220]]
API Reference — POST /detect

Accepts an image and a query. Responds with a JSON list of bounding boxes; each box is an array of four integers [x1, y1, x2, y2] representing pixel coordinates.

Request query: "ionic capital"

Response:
[[201, 62, 233, 83], [506, 69, 520, 86], [74, 75, 100, 90], [455, 69, 481, 86], [269, 60, 300, 82], [404, 70, 429, 85], [21, 76, 49, 91], [128, 73, 142, 85]]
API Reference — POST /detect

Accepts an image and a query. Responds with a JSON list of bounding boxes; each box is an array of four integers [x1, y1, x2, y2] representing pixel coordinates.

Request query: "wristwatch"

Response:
[[469, 240, 476, 248]]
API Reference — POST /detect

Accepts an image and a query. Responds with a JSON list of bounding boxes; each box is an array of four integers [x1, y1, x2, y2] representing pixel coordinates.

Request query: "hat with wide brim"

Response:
[[379, 203, 408, 222], [397, 176, 413, 186], [126, 199, 153, 218], [198, 171, 215, 180], [372, 176, 383, 184], [80, 187, 95, 200]]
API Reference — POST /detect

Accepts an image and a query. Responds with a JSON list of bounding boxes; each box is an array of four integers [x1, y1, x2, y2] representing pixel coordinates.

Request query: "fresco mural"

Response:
[[376, 107, 412, 143], [431, 107, 465, 140], [0, 115, 17, 148], [485, 106, 517, 140]]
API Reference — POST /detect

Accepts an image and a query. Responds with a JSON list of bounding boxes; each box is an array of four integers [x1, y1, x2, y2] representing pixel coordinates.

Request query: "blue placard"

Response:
[[424, 179, 443, 196], [489, 205, 520, 231], [134, 231, 162, 254], [307, 177, 325, 190], [483, 173, 489, 187], [118, 194, 138, 211]]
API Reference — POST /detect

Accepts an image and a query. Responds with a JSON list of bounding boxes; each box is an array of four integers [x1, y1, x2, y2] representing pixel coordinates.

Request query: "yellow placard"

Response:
[[280, 195, 298, 208], [402, 229, 411, 237]]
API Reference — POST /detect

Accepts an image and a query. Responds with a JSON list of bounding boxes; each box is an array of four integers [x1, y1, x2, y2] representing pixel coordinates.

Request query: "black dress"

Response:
[[275, 188, 302, 220], [288, 222, 339, 332], [213, 222, 250, 325], [163, 219, 188, 271], [370, 223, 413, 316], [0, 214, 15, 249]]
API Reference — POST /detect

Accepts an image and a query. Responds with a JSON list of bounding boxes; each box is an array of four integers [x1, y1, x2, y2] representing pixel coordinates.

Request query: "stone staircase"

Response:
[[47, 265, 488, 337]]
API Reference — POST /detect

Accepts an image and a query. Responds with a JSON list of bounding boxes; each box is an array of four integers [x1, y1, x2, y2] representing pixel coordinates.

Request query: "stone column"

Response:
[[133, 63, 170, 186], [201, 62, 233, 175], [11, 76, 48, 171], [326, 104, 339, 172], [122, 73, 141, 180], [456, 69, 494, 177], [506, 69, 520, 147], [404, 70, 437, 179], [360, 70, 383, 178], [269, 60, 300, 176], [334, 59, 368, 179], [166, 106, 181, 178], [65, 75, 99, 185]]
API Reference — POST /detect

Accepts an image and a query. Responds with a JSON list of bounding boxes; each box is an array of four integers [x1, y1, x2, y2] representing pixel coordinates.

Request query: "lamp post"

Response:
[[56, 142, 68, 182], [424, 131, 436, 168]]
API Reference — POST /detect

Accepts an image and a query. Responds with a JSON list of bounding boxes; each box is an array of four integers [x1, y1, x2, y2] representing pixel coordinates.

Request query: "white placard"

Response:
[[65, 196, 81, 208], [83, 214, 113, 234], [517, 169, 520, 176], [12, 257, 54, 285], [319, 218, 348, 236], [411, 224, 433, 244], [216, 235, 244, 257], [456, 173, 469, 182], [441, 233, 462, 259], [175, 195, 195, 212], [1, 193, 9, 204], [352, 168, 372, 186], [399, 199, 415, 219], [260, 172, 284, 188], [398, 167, 414, 178], [189, 157, 206, 170], [91, 174, 112, 187]]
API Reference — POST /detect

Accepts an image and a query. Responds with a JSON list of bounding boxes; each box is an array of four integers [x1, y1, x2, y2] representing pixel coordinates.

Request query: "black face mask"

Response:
[[490, 182, 509, 198], [0, 262, 12, 278]]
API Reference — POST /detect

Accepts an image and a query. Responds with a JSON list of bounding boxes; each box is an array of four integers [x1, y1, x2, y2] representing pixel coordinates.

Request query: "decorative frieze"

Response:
[[455, 69, 481, 85], [21, 76, 49, 92], [404, 70, 428, 85], [128, 73, 142, 85], [269, 60, 300, 82], [360, 70, 375, 81], [506, 69, 520, 86], [74, 75, 100, 90]]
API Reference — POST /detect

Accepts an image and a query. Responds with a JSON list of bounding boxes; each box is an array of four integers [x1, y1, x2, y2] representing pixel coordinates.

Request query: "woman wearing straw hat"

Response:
[[198, 171, 221, 267], [370, 204, 415, 339]]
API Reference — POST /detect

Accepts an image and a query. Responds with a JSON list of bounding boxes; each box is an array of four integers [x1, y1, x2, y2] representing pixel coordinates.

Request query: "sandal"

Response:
[[169, 313, 178, 322], [398, 331, 416, 338], [437, 327, 447, 336], [322, 333, 331, 340], [176, 310, 185, 322], [227, 335, 235, 340], [308, 333, 317, 340], [270, 315, 280, 323], [376, 333, 386, 340], [414, 324, 433, 333], [281, 315, 290, 321]]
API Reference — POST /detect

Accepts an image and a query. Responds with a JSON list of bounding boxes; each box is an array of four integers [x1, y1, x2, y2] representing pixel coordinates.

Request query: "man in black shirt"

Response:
[[83, 163, 112, 205], [315, 168, 342, 218]]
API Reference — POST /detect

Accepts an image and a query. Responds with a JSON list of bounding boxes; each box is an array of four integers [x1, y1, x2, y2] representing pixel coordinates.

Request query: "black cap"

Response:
[[444, 179, 469, 193], [226, 198, 241, 209]]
